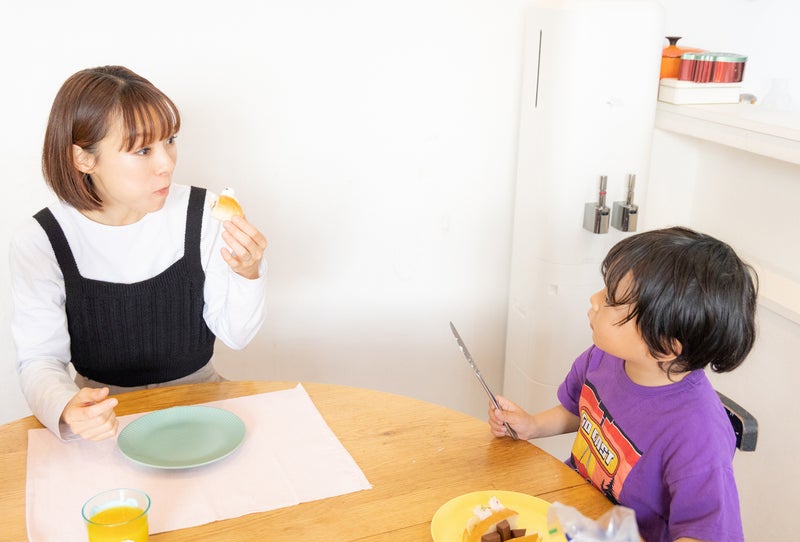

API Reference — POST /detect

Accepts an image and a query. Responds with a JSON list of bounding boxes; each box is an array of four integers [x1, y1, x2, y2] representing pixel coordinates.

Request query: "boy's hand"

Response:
[[488, 395, 529, 439]]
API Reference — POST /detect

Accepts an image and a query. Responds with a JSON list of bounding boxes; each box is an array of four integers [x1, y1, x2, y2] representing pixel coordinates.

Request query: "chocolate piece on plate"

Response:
[[510, 528, 527, 538], [480, 532, 502, 542], [496, 519, 512, 540]]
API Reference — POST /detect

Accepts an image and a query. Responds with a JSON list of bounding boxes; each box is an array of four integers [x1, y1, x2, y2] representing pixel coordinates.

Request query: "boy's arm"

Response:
[[527, 404, 580, 438]]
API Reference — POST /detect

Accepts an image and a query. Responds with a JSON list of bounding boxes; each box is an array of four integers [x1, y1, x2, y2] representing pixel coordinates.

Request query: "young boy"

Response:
[[489, 227, 757, 542]]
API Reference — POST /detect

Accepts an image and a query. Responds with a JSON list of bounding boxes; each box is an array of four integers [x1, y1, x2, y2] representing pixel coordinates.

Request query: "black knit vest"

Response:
[[33, 186, 215, 386]]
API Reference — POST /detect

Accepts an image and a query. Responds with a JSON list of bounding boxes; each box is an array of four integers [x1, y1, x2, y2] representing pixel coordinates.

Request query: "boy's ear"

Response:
[[72, 145, 95, 174]]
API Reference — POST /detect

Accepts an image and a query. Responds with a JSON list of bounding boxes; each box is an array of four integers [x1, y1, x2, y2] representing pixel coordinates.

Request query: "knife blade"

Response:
[[449, 321, 519, 440]]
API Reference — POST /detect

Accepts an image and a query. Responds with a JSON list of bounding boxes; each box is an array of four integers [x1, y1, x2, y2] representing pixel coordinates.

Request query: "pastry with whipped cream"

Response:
[[462, 496, 539, 542], [210, 188, 244, 221]]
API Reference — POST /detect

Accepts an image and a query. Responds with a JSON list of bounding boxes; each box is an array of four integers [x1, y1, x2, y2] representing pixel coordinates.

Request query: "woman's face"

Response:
[[75, 114, 177, 225]]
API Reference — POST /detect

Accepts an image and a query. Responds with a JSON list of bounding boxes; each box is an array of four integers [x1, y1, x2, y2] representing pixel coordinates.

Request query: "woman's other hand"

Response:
[[220, 215, 268, 279], [61, 387, 119, 441]]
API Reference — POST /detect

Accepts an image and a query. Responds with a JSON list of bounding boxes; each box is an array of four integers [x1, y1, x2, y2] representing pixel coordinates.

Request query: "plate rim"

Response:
[[430, 490, 551, 542], [117, 405, 246, 469]]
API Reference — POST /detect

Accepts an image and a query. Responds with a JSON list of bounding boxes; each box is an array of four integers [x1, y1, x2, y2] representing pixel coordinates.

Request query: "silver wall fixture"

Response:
[[583, 175, 610, 234], [611, 173, 639, 232]]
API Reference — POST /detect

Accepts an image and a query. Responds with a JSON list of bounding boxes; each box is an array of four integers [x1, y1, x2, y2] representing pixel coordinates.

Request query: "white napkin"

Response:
[[26, 384, 372, 541]]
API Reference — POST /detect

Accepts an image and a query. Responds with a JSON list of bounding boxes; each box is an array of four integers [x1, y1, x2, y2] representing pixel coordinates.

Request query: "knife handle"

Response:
[[504, 422, 520, 440]]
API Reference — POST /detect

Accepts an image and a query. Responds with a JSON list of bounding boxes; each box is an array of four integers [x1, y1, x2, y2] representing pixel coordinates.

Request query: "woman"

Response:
[[10, 66, 268, 441]]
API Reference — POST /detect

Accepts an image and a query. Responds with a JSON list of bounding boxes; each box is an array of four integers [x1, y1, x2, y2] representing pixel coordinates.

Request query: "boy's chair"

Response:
[[717, 392, 758, 452]]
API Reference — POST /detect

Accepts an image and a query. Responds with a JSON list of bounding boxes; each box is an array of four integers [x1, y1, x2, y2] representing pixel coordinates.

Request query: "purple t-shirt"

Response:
[[557, 346, 744, 542]]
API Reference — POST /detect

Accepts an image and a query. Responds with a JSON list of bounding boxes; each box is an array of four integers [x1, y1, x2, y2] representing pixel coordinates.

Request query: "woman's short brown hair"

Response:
[[42, 65, 181, 211]]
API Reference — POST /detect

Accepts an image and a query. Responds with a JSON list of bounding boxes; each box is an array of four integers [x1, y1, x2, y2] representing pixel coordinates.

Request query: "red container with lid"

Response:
[[677, 52, 701, 81], [711, 53, 747, 83], [677, 51, 747, 83], [692, 53, 717, 83]]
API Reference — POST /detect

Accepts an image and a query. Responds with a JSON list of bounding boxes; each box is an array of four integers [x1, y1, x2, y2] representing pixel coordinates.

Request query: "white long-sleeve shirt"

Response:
[[9, 184, 267, 436]]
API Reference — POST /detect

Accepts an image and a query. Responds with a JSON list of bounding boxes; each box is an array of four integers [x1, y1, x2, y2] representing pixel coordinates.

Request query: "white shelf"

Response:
[[654, 102, 800, 324], [747, 259, 800, 325], [655, 101, 800, 165], [655, 102, 800, 323]]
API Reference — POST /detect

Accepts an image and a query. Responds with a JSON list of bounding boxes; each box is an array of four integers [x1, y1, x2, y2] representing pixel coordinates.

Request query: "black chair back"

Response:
[[717, 392, 758, 452]]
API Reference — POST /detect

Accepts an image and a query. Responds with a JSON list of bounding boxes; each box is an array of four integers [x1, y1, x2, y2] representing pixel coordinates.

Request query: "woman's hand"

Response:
[[220, 215, 268, 279], [61, 387, 119, 441]]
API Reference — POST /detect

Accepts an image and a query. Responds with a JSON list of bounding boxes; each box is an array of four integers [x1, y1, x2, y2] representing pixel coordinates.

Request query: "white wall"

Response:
[[1, 0, 797, 539], [0, 0, 533, 425]]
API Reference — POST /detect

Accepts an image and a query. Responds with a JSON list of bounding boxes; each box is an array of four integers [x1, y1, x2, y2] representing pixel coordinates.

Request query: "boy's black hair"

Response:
[[602, 226, 758, 375]]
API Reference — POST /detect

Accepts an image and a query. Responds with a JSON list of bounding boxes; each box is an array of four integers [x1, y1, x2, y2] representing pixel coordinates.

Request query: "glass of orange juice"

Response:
[[82, 488, 150, 542]]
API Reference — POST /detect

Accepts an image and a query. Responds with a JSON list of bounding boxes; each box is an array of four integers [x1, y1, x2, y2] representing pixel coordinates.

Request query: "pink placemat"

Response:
[[26, 384, 372, 541]]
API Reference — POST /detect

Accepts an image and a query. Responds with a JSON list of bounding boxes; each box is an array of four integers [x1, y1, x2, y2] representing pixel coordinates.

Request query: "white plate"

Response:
[[118, 406, 245, 469]]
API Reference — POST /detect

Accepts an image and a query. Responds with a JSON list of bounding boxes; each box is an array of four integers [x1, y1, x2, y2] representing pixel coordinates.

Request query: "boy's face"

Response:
[[587, 274, 657, 365]]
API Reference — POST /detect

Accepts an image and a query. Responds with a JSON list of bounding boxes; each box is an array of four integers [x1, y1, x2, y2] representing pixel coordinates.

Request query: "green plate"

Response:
[[431, 490, 550, 542], [118, 406, 246, 469]]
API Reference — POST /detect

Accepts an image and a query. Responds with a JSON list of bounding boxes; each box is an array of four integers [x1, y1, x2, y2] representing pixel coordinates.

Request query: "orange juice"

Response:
[[86, 505, 148, 542]]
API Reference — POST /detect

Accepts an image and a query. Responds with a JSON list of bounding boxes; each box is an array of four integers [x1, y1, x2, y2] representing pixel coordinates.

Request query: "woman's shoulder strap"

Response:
[[32, 207, 82, 284], [184, 186, 208, 268]]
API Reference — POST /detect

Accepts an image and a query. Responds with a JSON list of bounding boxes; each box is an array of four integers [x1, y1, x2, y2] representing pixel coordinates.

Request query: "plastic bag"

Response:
[[546, 502, 641, 541]]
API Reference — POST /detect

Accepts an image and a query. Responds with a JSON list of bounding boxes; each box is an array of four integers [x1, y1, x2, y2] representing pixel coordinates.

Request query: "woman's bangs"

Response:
[[117, 88, 180, 151]]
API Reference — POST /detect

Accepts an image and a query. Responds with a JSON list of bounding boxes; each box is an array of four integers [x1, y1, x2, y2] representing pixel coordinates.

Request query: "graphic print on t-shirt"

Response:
[[570, 380, 643, 502]]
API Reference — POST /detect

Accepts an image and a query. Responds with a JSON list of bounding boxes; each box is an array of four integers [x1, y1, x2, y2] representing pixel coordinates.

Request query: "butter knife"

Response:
[[449, 321, 519, 440]]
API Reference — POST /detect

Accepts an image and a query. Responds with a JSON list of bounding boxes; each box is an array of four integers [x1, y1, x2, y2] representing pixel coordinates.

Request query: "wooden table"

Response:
[[0, 381, 612, 540]]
